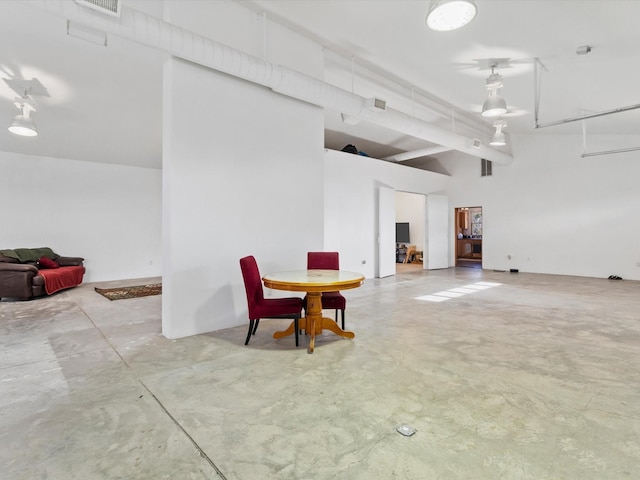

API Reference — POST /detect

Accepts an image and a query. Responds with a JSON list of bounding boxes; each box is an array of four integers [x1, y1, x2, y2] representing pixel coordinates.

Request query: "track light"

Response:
[[482, 66, 507, 118], [490, 120, 507, 146], [426, 0, 477, 31], [8, 98, 38, 137], [3, 79, 46, 137]]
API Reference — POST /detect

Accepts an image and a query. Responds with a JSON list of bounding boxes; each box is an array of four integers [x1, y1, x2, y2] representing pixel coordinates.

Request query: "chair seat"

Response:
[[303, 291, 345, 309], [319, 291, 346, 310], [253, 297, 303, 319]]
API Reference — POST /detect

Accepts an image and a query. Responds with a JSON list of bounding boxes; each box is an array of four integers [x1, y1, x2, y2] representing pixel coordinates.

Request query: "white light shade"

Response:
[[426, 0, 477, 31], [481, 95, 507, 118], [8, 114, 38, 137], [489, 131, 506, 146]]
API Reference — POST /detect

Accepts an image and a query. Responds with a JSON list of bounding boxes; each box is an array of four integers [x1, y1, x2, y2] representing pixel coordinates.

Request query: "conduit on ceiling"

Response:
[[30, 0, 513, 165], [534, 57, 640, 158]]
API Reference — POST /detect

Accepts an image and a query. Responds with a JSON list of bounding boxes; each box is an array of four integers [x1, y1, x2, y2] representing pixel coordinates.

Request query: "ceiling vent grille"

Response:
[[74, 0, 121, 17], [481, 158, 493, 177]]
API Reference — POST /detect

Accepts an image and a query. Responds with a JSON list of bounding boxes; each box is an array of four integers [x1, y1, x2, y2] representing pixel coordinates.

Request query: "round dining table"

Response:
[[262, 269, 365, 353]]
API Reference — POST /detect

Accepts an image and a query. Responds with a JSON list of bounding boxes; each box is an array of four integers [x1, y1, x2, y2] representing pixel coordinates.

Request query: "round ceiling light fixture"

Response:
[[426, 0, 478, 32]]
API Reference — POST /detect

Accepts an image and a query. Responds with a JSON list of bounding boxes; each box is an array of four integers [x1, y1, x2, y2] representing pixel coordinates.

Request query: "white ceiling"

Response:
[[2, 0, 640, 169]]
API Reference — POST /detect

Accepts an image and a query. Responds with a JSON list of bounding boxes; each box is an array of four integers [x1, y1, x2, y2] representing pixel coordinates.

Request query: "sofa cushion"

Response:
[[0, 253, 18, 263], [38, 256, 60, 269], [1, 247, 59, 263]]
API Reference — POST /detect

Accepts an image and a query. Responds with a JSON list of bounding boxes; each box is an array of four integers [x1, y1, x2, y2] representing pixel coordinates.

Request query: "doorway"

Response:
[[455, 206, 482, 268], [395, 191, 425, 273], [377, 188, 449, 278]]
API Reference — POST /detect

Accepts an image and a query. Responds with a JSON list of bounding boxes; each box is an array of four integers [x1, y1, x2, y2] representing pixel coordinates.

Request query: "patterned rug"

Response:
[[94, 283, 162, 301]]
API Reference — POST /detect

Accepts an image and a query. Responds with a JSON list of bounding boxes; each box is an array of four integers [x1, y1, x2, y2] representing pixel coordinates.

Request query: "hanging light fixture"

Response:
[[490, 120, 507, 146], [426, 0, 477, 31], [8, 101, 38, 137], [482, 66, 507, 118], [8, 87, 38, 137]]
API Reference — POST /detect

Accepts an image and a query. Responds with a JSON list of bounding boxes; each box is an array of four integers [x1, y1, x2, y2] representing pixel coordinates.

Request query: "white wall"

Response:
[[163, 59, 324, 338], [395, 191, 425, 252], [161, 1, 326, 338], [323, 149, 450, 278], [445, 134, 640, 281], [0, 151, 162, 282]]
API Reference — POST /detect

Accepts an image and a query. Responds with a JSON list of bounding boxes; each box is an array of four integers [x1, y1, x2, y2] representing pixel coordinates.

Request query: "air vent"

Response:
[[366, 97, 386, 111], [74, 0, 121, 17], [481, 158, 493, 177]]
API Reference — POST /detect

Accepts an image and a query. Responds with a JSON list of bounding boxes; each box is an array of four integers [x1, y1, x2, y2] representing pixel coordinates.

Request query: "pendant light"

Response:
[[490, 120, 507, 146], [8, 101, 38, 137], [426, 1, 477, 32], [482, 66, 507, 118], [3, 78, 47, 138]]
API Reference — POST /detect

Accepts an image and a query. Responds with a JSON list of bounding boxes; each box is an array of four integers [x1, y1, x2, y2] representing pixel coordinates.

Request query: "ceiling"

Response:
[[2, 0, 640, 169]]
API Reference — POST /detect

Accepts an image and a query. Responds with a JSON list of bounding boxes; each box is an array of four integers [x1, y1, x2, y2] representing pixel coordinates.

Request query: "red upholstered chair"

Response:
[[239, 256, 302, 347], [306, 251, 347, 329]]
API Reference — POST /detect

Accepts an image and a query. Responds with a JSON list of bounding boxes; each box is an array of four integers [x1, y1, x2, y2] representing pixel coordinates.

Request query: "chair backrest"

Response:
[[307, 251, 340, 270], [239, 256, 264, 315]]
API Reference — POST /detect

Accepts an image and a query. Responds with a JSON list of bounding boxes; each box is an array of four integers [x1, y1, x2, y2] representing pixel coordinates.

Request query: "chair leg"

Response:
[[341, 310, 345, 330], [335, 310, 338, 323], [294, 317, 299, 347], [252, 319, 260, 335], [245, 319, 255, 345]]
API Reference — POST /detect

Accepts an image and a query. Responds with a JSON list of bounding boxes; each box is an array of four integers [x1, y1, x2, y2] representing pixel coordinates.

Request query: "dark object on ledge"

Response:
[[0, 247, 85, 300], [341, 144, 359, 154]]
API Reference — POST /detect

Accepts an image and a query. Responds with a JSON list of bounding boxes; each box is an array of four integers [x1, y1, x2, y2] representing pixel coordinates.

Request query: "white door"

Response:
[[378, 186, 396, 278], [426, 194, 449, 269]]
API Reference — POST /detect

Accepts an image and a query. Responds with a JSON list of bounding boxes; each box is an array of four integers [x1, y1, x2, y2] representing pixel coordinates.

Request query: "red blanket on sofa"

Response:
[[38, 266, 86, 295]]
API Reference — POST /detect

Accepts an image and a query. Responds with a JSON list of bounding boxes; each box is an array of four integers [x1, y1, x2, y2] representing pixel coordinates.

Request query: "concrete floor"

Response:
[[1, 268, 639, 479]]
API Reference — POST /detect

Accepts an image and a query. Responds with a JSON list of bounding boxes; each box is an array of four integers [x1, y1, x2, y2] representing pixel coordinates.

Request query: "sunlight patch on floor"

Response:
[[415, 282, 503, 302]]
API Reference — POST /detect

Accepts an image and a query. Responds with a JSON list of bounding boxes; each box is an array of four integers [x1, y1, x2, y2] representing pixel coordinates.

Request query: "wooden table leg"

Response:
[[273, 321, 296, 340], [305, 292, 322, 353], [304, 292, 355, 353], [273, 291, 355, 353]]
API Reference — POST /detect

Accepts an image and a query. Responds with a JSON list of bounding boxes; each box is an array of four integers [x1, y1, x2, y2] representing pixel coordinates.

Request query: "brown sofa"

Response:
[[0, 247, 85, 300]]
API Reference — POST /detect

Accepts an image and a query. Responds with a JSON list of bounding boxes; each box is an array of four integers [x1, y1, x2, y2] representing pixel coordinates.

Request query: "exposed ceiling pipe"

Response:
[[536, 102, 640, 129], [581, 146, 640, 158], [384, 146, 452, 162], [29, 0, 513, 165], [534, 57, 640, 130], [581, 115, 640, 157], [324, 49, 486, 139]]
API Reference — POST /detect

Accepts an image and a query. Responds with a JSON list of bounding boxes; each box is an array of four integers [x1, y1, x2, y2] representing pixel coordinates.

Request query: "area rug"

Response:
[[95, 283, 162, 301]]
